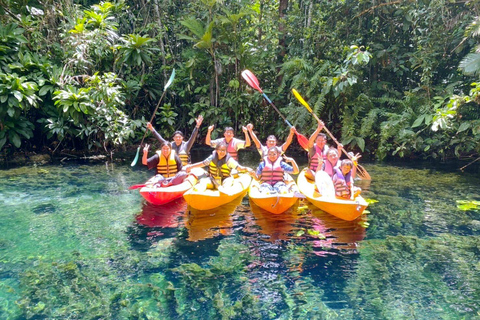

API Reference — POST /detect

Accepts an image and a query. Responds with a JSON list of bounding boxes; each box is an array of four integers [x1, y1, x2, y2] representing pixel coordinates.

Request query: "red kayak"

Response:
[[139, 169, 204, 205]]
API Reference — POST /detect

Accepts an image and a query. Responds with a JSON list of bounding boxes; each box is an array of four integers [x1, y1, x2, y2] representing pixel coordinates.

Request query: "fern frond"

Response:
[[459, 52, 480, 76]]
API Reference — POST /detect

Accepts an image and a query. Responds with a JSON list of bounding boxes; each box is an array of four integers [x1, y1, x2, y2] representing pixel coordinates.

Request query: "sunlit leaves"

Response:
[[117, 34, 157, 67]]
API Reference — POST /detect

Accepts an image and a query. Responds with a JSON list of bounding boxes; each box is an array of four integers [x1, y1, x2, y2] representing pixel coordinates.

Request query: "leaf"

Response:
[[457, 122, 470, 133], [412, 114, 425, 128], [354, 137, 365, 151], [9, 131, 21, 148]]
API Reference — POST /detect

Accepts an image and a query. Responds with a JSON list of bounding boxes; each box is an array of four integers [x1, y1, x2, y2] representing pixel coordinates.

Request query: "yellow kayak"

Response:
[[183, 173, 252, 210], [297, 169, 368, 221], [248, 173, 300, 214]]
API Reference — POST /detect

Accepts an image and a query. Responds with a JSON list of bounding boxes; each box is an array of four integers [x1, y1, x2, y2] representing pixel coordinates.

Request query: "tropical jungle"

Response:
[[0, 0, 479, 163], [1, 0, 480, 320]]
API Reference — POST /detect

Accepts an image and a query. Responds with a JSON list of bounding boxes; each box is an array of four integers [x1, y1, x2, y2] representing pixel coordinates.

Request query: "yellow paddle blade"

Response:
[[292, 88, 312, 113]]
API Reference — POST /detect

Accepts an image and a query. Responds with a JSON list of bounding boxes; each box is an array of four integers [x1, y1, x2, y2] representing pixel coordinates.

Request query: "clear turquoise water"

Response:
[[0, 159, 479, 319]]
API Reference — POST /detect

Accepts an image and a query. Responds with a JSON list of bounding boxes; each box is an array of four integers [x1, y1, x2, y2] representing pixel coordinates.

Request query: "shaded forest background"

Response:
[[0, 0, 479, 162]]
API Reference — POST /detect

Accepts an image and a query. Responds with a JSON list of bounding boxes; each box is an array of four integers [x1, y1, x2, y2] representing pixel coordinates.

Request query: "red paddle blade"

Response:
[[241, 69, 263, 93], [129, 184, 146, 190], [296, 132, 309, 151]]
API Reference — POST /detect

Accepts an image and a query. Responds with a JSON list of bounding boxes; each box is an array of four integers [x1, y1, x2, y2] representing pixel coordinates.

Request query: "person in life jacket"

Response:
[[315, 147, 343, 178], [332, 159, 361, 200], [185, 142, 250, 191], [142, 141, 188, 187], [146, 114, 203, 165], [251, 147, 299, 194], [246, 123, 296, 158], [305, 119, 343, 180], [205, 125, 251, 161]]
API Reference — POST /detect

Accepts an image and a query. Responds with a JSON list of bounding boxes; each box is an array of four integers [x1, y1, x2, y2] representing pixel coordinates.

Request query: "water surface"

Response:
[[0, 158, 479, 319]]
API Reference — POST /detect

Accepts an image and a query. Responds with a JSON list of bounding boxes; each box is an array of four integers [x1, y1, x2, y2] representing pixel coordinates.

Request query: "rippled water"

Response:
[[0, 156, 479, 319]]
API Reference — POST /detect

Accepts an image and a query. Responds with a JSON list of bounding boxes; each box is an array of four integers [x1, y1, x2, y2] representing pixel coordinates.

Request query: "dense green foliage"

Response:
[[0, 0, 478, 161]]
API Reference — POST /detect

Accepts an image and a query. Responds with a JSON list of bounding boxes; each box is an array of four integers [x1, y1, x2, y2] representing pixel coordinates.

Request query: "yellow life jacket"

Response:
[[156, 150, 178, 178], [209, 153, 232, 183]]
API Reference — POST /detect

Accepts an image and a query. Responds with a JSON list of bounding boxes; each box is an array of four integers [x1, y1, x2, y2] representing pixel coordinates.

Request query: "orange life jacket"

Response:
[[261, 156, 284, 186]]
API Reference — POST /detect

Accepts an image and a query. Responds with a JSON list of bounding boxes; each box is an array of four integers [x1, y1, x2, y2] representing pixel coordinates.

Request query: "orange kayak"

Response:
[[297, 169, 368, 221], [248, 173, 300, 214], [183, 173, 252, 210]]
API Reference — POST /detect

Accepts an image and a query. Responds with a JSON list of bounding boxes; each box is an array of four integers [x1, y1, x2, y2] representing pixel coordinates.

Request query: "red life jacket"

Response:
[[309, 144, 328, 171], [225, 139, 238, 160], [261, 156, 284, 186], [333, 167, 352, 198]]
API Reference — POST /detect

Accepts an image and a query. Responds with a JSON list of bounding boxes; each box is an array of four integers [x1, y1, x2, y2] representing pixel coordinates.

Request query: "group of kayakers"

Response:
[[142, 114, 360, 200]]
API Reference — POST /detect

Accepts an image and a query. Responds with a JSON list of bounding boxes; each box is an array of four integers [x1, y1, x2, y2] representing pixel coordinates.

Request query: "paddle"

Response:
[[291, 88, 372, 180], [241, 69, 309, 151], [131, 69, 176, 166], [129, 184, 146, 190]]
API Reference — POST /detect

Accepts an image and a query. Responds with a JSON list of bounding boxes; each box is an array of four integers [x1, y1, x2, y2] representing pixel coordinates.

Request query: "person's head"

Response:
[[215, 142, 228, 159], [326, 148, 339, 165], [266, 135, 277, 148], [316, 133, 327, 147], [223, 127, 235, 141], [172, 131, 184, 145], [160, 141, 171, 158], [340, 159, 353, 176], [266, 146, 280, 162]]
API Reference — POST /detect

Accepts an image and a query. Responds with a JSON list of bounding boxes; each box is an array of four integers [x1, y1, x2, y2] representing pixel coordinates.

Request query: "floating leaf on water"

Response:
[[456, 200, 480, 211], [307, 229, 326, 239]]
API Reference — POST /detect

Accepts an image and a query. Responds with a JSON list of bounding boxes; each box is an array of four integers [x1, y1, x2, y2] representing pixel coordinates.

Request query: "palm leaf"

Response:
[[459, 53, 480, 75]]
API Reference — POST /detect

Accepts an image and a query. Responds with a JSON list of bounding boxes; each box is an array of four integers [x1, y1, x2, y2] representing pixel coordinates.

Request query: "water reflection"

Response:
[[185, 194, 244, 241], [136, 199, 187, 228], [308, 204, 366, 256], [246, 199, 300, 242]]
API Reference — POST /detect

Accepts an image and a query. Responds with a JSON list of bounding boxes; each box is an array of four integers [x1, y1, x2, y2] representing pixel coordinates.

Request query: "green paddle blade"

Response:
[[164, 68, 175, 90], [130, 146, 141, 167]]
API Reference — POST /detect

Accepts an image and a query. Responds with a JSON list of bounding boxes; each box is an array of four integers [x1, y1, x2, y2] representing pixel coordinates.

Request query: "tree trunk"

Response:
[[277, 0, 288, 83]]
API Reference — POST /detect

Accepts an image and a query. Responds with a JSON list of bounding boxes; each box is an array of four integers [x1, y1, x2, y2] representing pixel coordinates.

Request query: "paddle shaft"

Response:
[[137, 89, 168, 147], [292, 89, 371, 179], [261, 93, 293, 127]]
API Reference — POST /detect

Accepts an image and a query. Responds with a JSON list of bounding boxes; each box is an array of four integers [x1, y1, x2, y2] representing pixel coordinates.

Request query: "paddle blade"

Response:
[[296, 132, 309, 151], [129, 184, 146, 190], [356, 164, 372, 180], [241, 69, 263, 93], [292, 88, 312, 113], [130, 146, 141, 167], [164, 68, 176, 91]]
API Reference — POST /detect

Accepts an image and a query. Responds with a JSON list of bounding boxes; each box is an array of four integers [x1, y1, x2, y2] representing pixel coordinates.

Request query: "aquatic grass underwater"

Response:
[[0, 161, 479, 319]]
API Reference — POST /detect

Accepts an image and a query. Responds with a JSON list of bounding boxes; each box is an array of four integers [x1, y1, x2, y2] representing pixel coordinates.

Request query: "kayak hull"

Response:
[[140, 172, 199, 205], [297, 169, 368, 221], [248, 174, 300, 214], [183, 173, 252, 211]]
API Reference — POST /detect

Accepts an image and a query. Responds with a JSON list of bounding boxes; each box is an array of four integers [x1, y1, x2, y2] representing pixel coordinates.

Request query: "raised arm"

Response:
[[283, 156, 300, 175], [205, 124, 214, 146], [242, 126, 251, 147], [147, 122, 167, 144], [142, 144, 150, 166], [184, 115, 203, 152], [281, 126, 296, 152], [246, 123, 262, 149], [308, 120, 324, 149]]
